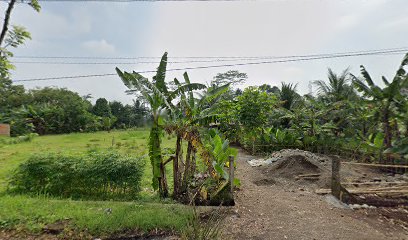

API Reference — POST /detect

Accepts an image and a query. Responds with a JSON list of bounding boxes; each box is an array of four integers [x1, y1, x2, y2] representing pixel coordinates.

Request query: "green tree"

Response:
[[92, 98, 112, 117], [314, 68, 357, 103], [28, 87, 98, 134], [279, 82, 301, 111], [237, 87, 276, 130], [169, 72, 225, 196], [1, 0, 40, 78], [212, 70, 247, 87], [351, 54, 408, 152]]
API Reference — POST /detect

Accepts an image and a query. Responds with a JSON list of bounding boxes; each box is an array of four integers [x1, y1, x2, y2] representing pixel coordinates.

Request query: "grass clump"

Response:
[[8, 151, 145, 200], [0, 133, 38, 145], [0, 195, 192, 235]]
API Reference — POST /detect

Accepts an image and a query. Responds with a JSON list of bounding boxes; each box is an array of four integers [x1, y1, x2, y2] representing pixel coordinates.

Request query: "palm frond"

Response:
[[360, 65, 375, 87], [382, 76, 390, 86], [198, 83, 230, 107], [153, 52, 168, 93], [351, 73, 373, 97]]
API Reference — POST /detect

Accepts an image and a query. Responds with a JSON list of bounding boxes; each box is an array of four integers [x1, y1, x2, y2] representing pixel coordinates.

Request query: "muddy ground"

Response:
[[222, 149, 408, 240]]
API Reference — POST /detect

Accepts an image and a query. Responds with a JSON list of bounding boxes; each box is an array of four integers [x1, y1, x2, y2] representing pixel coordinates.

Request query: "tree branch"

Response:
[[0, 0, 17, 48]]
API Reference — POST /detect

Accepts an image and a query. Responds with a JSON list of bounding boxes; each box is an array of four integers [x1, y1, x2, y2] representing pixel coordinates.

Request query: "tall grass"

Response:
[[8, 151, 145, 200]]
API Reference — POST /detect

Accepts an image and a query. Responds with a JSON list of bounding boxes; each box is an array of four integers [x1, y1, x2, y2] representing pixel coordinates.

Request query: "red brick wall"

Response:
[[0, 124, 10, 136]]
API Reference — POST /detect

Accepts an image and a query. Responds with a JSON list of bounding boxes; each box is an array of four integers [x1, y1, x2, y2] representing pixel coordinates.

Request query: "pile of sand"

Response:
[[254, 149, 333, 189]]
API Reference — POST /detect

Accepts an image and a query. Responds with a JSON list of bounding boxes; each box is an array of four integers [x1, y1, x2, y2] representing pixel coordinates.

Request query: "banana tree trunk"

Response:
[[182, 141, 193, 193], [160, 160, 168, 198], [382, 105, 392, 165], [393, 119, 400, 141], [149, 119, 168, 198], [191, 148, 196, 175], [173, 134, 182, 197]]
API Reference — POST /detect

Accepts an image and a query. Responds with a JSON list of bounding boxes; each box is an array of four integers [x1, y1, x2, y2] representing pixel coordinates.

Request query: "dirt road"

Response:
[[222, 150, 407, 240]]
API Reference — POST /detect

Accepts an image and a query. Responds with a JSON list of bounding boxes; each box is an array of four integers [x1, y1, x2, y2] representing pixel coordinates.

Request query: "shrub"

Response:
[[9, 151, 145, 200], [0, 133, 38, 145]]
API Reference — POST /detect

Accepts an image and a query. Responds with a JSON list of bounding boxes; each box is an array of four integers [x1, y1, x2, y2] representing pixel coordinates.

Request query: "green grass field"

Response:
[[0, 129, 191, 236]]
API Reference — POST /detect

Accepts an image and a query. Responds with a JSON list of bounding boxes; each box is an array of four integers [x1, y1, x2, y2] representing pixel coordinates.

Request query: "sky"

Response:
[[2, 0, 408, 104]]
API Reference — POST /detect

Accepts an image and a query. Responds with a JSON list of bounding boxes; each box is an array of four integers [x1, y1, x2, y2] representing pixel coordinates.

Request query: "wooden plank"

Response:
[[315, 188, 331, 194], [342, 182, 408, 186], [301, 177, 320, 180], [341, 162, 408, 169], [297, 173, 321, 177], [351, 186, 408, 191], [229, 155, 235, 196], [316, 188, 408, 195], [349, 189, 408, 194]]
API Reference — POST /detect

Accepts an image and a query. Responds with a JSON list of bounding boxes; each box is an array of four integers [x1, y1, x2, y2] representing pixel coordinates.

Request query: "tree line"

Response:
[[212, 55, 408, 166], [0, 82, 149, 136]]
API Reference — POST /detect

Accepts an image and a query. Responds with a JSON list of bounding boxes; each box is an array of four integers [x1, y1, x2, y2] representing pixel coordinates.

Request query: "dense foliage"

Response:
[[117, 54, 238, 202], [9, 151, 145, 200], [214, 55, 408, 166], [0, 85, 149, 136]]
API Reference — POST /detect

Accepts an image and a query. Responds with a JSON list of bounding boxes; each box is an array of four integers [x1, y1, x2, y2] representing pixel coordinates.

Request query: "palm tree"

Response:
[[314, 68, 357, 102], [351, 53, 408, 158], [279, 82, 301, 111]]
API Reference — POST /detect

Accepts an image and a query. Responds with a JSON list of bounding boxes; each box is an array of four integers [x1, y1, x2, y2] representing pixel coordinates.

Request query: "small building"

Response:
[[0, 124, 10, 137]]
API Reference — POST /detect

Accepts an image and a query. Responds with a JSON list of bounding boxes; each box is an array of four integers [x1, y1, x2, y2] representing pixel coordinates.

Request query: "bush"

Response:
[[0, 133, 38, 145], [9, 151, 145, 200]]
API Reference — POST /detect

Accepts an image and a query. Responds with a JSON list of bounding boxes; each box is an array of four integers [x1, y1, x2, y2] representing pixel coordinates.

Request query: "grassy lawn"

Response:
[[0, 195, 191, 235], [0, 129, 191, 236], [0, 129, 176, 193]]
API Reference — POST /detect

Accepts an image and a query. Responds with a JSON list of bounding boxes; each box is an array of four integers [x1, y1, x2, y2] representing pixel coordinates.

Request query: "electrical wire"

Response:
[[3, 0, 248, 2], [12, 47, 408, 60], [12, 49, 408, 82]]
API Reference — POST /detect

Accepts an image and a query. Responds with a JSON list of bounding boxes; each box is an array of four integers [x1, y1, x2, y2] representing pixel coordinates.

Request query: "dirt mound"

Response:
[[270, 155, 320, 177], [254, 150, 332, 189]]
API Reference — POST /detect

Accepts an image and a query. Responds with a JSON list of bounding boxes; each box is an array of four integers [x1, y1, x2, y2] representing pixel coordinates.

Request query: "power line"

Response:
[[10, 51, 406, 65], [4, 0, 246, 2], [10, 58, 284, 65], [11, 47, 408, 60], [12, 49, 408, 82]]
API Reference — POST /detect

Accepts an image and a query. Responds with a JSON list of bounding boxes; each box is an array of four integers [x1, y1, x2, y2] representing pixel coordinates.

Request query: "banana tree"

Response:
[[116, 52, 173, 197], [165, 72, 207, 197], [351, 53, 408, 162], [166, 74, 230, 198]]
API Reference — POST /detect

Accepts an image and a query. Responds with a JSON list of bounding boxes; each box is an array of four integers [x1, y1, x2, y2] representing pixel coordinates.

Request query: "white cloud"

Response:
[[12, 5, 92, 40], [336, 15, 359, 30], [7, 0, 408, 104], [379, 16, 408, 31], [82, 39, 116, 55]]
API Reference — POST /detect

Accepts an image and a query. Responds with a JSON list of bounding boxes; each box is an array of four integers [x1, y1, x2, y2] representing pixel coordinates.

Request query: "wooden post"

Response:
[[229, 156, 235, 196], [331, 156, 341, 200]]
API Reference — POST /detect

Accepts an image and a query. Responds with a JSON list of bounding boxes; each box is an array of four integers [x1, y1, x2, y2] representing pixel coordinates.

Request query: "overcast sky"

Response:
[[3, 0, 408, 104]]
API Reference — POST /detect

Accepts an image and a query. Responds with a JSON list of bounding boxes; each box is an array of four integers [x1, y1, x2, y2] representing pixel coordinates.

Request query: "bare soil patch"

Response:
[[222, 149, 408, 240]]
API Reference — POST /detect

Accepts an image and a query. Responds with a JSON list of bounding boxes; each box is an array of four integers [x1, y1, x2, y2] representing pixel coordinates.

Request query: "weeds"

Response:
[[181, 205, 225, 240], [8, 151, 145, 200]]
